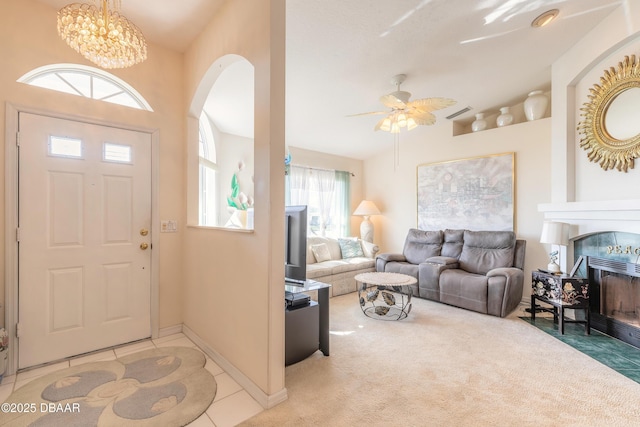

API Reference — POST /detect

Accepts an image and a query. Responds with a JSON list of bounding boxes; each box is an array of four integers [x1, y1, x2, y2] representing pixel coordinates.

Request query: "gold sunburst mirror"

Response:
[[577, 55, 640, 172]]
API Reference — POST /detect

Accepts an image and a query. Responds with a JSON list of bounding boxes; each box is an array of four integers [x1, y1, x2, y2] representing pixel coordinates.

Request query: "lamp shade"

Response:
[[540, 221, 569, 246], [353, 200, 381, 217]]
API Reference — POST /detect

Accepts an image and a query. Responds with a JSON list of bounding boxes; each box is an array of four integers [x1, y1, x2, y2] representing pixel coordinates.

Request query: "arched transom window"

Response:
[[17, 63, 152, 111]]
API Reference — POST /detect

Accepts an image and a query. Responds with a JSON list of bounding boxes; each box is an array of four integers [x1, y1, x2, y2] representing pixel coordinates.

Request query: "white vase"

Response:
[[524, 90, 548, 121], [471, 113, 487, 132], [496, 107, 513, 127]]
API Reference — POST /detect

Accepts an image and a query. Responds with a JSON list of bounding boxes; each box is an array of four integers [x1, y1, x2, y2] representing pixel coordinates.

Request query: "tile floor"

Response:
[[521, 315, 640, 384], [0, 333, 264, 427]]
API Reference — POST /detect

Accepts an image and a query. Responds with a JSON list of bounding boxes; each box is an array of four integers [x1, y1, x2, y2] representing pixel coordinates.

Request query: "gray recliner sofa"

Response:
[[376, 229, 526, 317]]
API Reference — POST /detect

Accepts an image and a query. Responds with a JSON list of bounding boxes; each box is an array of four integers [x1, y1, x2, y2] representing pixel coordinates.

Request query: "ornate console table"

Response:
[[530, 270, 590, 335]]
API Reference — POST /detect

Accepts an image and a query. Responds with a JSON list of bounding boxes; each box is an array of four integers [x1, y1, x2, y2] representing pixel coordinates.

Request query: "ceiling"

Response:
[[36, 0, 625, 159], [36, 0, 227, 52]]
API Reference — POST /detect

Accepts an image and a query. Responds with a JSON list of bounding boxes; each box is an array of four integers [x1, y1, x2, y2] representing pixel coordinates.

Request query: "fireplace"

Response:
[[571, 230, 640, 347], [539, 199, 640, 346], [587, 257, 640, 348]]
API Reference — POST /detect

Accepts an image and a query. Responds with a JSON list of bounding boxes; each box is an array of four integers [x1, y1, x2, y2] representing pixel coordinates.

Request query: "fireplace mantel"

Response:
[[538, 199, 640, 272], [539, 199, 640, 235]]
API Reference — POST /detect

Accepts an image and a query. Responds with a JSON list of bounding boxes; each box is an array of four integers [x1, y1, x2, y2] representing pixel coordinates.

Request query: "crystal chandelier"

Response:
[[57, 0, 147, 69]]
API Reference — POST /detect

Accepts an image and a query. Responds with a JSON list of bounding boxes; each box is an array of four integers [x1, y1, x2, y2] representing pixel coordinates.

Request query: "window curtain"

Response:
[[287, 165, 310, 206], [285, 165, 351, 238], [334, 170, 351, 237], [315, 169, 335, 236]]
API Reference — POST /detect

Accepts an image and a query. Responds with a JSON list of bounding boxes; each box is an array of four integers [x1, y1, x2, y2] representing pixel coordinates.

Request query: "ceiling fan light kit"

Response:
[[378, 112, 418, 133], [351, 74, 456, 133]]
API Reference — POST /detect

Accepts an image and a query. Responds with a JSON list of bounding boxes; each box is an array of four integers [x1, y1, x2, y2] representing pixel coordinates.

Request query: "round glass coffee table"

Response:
[[354, 272, 416, 320]]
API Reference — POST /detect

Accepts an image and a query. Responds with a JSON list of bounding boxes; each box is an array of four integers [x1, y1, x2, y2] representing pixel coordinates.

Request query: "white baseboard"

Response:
[[182, 324, 288, 409], [158, 324, 183, 338]]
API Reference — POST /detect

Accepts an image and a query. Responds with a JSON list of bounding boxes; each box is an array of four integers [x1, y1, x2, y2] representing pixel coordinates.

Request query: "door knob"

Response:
[[140, 243, 149, 250], [140, 228, 149, 236]]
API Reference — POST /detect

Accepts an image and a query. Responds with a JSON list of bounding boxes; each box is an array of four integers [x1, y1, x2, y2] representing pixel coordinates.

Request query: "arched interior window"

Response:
[[188, 55, 254, 229], [199, 57, 254, 229], [199, 112, 218, 226], [17, 63, 152, 111]]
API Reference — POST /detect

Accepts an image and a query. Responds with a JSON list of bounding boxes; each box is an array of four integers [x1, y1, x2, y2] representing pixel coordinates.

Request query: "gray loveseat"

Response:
[[376, 229, 526, 317]]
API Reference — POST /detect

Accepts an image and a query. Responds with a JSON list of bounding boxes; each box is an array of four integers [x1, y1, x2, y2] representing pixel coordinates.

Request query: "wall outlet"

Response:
[[161, 220, 178, 233]]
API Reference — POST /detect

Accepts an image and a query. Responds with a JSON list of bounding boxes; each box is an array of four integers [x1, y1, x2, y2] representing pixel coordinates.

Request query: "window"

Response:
[[18, 64, 152, 111], [199, 112, 218, 226], [49, 136, 83, 159], [286, 165, 350, 238], [103, 143, 132, 164]]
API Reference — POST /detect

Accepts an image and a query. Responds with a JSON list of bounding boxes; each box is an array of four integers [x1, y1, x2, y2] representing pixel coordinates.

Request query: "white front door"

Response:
[[18, 112, 152, 369]]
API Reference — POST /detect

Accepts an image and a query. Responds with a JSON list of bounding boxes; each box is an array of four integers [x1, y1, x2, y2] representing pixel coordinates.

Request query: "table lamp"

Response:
[[353, 200, 381, 243], [540, 221, 570, 274]]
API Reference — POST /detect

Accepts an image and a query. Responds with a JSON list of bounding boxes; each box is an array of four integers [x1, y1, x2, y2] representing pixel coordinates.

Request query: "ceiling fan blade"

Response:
[[346, 111, 387, 117], [380, 94, 407, 109], [409, 97, 457, 112], [409, 111, 436, 126]]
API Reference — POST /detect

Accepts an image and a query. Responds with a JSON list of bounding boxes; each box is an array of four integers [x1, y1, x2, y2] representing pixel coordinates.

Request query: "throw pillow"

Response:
[[311, 243, 332, 263], [338, 238, 364, 259]]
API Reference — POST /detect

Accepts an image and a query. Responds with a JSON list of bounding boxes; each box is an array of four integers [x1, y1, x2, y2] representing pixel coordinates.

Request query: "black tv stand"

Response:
[[284, 279, 331, 365], [285, 301, 318, 365]]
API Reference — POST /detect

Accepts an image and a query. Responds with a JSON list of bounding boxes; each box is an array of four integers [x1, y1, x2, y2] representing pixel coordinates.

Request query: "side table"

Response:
[[530, 270, 590, 335], [355, 272, 416, 320]]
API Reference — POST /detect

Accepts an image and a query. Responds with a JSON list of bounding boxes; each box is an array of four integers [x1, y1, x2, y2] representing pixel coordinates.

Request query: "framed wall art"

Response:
[[417, 152, 515, 231]]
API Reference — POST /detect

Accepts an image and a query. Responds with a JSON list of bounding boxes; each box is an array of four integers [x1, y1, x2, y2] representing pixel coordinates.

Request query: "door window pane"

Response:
[[103, 143, 132, 163], [49, 136, 83, 159]]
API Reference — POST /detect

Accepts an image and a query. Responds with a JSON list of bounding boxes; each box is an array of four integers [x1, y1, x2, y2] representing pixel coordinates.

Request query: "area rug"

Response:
[[0, 346, 216, 427]]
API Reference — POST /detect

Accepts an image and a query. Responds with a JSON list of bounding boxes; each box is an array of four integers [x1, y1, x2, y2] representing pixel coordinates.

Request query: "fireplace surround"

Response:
[[539, 199, 640, 347], [572, 232, 640, 348]]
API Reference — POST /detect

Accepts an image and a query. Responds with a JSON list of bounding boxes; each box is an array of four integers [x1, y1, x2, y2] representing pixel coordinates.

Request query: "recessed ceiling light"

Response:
[[531, 9, 559, 28]]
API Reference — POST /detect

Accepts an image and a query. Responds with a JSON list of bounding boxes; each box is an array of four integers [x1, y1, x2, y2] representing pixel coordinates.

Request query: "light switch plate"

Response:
[[161, 220, 178, 232]]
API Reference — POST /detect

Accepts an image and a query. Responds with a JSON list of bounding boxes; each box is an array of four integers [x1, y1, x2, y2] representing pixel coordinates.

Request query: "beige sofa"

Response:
[[305, 236, 379, 296]]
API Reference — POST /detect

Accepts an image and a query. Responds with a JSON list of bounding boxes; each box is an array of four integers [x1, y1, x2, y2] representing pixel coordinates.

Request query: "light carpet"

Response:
[[0, 346, 216, 427], [241, 294, 640, 427]]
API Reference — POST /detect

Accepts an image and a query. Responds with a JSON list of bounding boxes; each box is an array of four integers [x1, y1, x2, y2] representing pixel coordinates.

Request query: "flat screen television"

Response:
[[285, 205, 308, 284]]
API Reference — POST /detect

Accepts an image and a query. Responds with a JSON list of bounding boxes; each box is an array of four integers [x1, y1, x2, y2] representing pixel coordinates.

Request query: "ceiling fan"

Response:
[[350, 74, 456, 133]]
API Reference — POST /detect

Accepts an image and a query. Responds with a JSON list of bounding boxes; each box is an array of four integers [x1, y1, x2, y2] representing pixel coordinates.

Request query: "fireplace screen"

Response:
[[587, 256, 640, 348], [575, 233, 640, 349], [600, 272, 640, 327]]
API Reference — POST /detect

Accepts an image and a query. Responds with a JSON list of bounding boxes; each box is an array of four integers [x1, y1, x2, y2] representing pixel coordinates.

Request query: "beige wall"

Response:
[[0, 1, 185, 329], [551, 1, 640, 203], [182, 0, 287, 403], [573, 37, 640, 201], [363, 118, 552, 300], [288, 146, 364, 236]]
